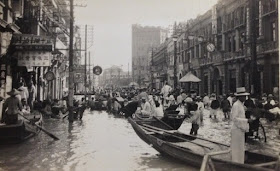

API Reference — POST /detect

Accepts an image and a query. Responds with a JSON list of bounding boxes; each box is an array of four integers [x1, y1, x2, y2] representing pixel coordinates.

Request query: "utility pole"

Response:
[[249, 0, 259, 96], [89, 51, 91, 92], [84, 25, 87, 99], [68, 0, 74, 122], [173, 37, 178, 89], [151, 48, 154, 89]]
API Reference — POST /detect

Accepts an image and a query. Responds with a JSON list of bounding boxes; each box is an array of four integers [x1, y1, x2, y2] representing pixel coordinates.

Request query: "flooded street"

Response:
[[1, 109, 280, 171], [0, 110, 194, 171]]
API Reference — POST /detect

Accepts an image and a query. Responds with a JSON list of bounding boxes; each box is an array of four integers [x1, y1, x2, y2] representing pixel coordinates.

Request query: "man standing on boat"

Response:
[[1, 89, 23, 124], [231, 87, 250, 164]]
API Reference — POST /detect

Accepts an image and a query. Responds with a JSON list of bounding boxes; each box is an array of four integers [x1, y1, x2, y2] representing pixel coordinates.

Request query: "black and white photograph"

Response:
[[0, 0, 279, 170]]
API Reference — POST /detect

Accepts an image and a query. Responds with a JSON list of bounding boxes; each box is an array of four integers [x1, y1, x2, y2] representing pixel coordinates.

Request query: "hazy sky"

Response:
[[75, 0, 217, 71]]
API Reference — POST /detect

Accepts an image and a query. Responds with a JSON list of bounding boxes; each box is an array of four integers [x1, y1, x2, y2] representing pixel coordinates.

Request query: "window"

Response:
[[272, 22, 276, 41], [233, 35, 236, 52], [228, 35, 232, 52]]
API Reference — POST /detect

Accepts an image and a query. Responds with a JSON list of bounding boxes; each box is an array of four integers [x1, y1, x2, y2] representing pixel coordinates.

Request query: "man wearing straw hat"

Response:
[[231, 87, 250, 164], [1, 89, 23, 125]]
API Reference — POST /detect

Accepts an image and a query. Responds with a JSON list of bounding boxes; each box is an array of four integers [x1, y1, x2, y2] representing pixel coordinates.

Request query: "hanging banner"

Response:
[[11, 34, 53, 51], [212, 5, 217, 34], [16, 51, 52, 66]]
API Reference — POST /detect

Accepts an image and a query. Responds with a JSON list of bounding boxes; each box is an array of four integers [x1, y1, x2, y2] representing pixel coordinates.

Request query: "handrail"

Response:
[[200, 150, 231, 171]]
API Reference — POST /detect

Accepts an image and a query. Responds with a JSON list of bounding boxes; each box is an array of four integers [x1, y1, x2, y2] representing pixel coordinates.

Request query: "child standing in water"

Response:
[[189, 103, 203, 135]]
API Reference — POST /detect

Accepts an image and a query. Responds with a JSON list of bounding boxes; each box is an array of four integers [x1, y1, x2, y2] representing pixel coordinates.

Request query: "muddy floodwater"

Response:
[[1, 109, 279, 171], [0, 110, 195, 171]]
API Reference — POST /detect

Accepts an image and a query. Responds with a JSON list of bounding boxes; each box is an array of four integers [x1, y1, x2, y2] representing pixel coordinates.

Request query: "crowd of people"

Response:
[[1, 80, 279, 134]]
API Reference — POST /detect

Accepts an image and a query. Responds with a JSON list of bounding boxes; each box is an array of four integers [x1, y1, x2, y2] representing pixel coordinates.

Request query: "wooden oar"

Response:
[[140, 125, 213, 150], [18, 113, 59, 140], [143, 123, 229, 147], [152, 116, 174, 130], [62, 112, 69, 120]]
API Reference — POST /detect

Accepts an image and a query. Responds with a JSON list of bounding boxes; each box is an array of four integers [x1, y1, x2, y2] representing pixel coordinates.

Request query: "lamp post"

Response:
[[173, 36, 178, 89]]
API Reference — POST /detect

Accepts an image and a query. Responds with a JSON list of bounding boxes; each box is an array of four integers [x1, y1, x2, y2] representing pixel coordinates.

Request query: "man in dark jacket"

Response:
[[210, 95, 220, 119], [220, 95, 231, 120]]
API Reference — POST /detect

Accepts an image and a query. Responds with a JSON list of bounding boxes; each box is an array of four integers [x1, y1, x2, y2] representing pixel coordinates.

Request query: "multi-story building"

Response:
[[151, 0, 278, 97], [132, 24, 168, 87], [150, 40, 168, 90], [100, 65, 131, 89]]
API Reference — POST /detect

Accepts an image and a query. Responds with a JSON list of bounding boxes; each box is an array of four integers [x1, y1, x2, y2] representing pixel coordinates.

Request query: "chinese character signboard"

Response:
[[0, 64, 6, 88], [16, 51, 52, 67], [12, 34, 53, 51], [211, 5, 217, 34]]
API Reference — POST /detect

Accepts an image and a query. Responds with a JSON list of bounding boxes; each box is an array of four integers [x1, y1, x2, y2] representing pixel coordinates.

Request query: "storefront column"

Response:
[[236, 63, 240, 87]]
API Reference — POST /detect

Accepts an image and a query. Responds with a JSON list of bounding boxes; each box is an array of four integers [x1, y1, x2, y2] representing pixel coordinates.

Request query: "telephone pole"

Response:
[[84, 25, 87, 99], [68, 0, 74, 122], [89, 51, 91, 92], [249, 0, 259, 96]]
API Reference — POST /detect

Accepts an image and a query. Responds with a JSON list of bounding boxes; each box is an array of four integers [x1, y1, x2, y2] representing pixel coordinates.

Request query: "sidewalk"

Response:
[[178, 108, 280, 156]]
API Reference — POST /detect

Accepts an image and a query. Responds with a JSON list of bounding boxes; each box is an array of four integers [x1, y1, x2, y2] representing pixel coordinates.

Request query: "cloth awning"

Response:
[[179, 72, 201, 83]]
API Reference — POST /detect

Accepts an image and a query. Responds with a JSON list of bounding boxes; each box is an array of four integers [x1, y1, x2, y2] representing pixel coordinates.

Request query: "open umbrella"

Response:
[[179, 72, 201, 83], [129, 82, 139, 86]]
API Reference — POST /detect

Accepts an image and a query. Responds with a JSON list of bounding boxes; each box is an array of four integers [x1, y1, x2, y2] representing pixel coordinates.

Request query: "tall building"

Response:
[[132, 24, 168, 87]]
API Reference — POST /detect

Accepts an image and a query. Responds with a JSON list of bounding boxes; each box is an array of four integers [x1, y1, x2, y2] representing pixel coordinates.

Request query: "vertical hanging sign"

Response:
[[212, 5, 218, 35], [0, 64, 6, 88], [259, 1, 262, 37]]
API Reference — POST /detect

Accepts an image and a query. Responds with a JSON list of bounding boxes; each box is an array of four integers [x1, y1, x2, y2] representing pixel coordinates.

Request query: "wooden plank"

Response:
[[253, 161, 277, 167], [143, 124, 229, 147], [208, 158, 216, 171], [152, 116, 174, 129], [140, 125, 213, 150], [207, 150, 231, 156], [200, 154, 209, 171]]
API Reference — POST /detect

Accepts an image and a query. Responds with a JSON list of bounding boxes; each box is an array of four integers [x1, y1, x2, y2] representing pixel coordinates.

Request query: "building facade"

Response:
[[132, 24, 168, 87], [150, 0, 278, 97], [100, 65, 131, 89]]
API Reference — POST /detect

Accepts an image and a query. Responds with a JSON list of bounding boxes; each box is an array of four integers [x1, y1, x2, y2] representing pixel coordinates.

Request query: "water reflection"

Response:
[[0, 110, 195, 171]]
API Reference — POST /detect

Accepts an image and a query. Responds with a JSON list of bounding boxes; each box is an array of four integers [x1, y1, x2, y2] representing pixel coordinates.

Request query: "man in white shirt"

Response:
[[140, 97, 151, 116], [161, 82, 172, 99], [231, 87, 250, 164]]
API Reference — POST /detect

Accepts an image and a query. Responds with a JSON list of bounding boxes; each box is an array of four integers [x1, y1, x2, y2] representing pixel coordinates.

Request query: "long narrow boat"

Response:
[[128, 118, 279, 171], [0, 112, 42, 144]]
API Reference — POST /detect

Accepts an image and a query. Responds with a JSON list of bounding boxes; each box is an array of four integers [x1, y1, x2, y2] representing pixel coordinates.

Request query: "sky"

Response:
[[75, 0, 218, 71]]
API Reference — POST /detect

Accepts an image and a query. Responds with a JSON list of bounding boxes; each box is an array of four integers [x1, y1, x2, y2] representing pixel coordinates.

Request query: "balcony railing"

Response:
[[262, 2, 277, 16], [223, 50, 245, 61], [257, 41, 278, 54], [200, 58, 213, 66]]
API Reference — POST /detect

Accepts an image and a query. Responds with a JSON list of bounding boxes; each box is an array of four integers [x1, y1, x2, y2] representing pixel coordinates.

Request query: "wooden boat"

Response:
[[133, 113, 186, 130], [120, 101, 186, 129], [89, 101, 107, 111], [128, 118, 280, 171], [0, 112, 42, 144]]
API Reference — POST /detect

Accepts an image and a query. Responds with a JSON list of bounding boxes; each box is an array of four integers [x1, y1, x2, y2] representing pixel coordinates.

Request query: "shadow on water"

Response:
[[0, 110, 196, 171]]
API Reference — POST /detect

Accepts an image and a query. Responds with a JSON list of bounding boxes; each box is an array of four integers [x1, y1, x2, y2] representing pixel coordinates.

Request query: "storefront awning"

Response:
[[179, 72, 201, 83]]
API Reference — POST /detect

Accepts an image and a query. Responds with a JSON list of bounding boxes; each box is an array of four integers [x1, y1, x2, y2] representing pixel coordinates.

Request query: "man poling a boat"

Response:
[[1, 89, 22, 125]]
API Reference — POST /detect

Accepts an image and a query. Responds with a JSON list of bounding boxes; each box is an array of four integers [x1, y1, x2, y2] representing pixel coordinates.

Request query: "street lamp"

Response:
[[173, 36, 178, 89]]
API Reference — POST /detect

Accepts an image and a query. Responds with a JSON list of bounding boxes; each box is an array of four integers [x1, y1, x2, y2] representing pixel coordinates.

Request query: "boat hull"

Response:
[[0, 113, 42, 144], [129, 118, 278, 171]]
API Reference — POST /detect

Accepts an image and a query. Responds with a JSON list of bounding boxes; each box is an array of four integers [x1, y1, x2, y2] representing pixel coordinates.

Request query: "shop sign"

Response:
[[16, 51, 51, 67], [206, 43, 215, 52], [211, 5, 217, 34], [12, 34, 53, 51], [0, 64, 6, 88], [45, 71, 55, 81], [93, 66, 102, 75]]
